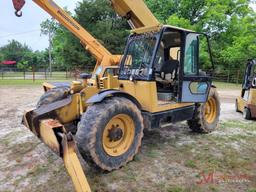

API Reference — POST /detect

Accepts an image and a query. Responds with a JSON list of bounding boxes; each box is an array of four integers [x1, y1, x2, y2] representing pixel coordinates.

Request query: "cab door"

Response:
[[179, 33, 212, 103]]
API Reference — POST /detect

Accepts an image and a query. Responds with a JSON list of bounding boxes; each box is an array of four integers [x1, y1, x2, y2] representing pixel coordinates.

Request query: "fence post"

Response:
[[236, 70, 240, 85], [227, 69, 230, 83], [32, 65, 35, 83], [45, 68, 47, 80], [24, 70, 25, 80]]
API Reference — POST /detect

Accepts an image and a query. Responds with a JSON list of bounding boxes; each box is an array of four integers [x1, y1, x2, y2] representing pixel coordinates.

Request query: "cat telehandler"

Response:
[[12, 0, 220, 191], [236, 59, 256, 120]]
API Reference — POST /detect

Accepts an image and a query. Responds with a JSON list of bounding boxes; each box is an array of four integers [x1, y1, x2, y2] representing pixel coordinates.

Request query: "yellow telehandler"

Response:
[[12, 0, 221, 191], [236, 59, 256, 120]]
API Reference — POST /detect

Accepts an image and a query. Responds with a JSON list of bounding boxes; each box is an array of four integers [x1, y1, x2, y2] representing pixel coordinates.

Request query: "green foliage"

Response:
[[0, 40, 49, 71], [0, 52, 4, 63], [145, 0, 178, 23], [40, 18, 58, 36], [146, 0, 256, 70], [47, 0, 129, 71], [36, 0, 256, 72], [0, 40, 31, 64], [167, 14, 194, 30]]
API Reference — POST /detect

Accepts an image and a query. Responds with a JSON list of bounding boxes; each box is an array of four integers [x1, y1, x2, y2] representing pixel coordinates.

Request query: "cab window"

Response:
[[103, 68, 119, 77], [184, 34, 199, 76]]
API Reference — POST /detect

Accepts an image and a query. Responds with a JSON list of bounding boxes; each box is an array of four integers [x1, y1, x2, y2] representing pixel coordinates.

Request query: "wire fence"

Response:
[[212, 69, 244, 84], [0, 68, 81, 81], [0, 67, 245, 84]]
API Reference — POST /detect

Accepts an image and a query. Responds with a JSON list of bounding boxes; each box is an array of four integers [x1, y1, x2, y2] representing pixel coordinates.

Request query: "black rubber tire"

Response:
[[243, 108, 251, 120], [36, 87, 69, 108], [187, 88, 220, 133], [76, 97, 144, 171]]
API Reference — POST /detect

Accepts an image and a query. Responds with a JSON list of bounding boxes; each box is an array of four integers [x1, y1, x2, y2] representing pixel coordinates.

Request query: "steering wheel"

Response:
[[252, 77, 256, 88]]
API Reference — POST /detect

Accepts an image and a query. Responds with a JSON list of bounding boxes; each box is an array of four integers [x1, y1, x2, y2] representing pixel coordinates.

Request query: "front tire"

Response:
[[36, 87, 69, 108], [187, 88, 220, 133], [76, 97, 144, 171]]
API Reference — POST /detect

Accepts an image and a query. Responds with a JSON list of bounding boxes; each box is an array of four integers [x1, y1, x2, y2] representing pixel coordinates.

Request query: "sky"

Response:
[[0, 0, 81, 51], [0, 1, 255, 51]]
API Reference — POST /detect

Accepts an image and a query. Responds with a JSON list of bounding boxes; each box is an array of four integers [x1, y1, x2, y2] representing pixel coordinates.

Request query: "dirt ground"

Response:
[[0, 86, 255, 192]]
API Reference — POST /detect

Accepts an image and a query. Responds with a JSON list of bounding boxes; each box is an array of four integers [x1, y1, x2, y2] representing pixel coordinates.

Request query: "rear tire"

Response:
[[76, 97, 144, 171], [36, 87, 69, 108], [243, 108, 251, 120], [187, 88, 220, 133]]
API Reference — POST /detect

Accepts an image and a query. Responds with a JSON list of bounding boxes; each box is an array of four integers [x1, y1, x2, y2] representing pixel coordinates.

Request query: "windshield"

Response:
[[120, 34, 157, 79]]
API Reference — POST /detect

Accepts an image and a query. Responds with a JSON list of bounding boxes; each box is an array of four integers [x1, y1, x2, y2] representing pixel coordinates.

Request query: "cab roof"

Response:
[[131, 24, 195, 34]]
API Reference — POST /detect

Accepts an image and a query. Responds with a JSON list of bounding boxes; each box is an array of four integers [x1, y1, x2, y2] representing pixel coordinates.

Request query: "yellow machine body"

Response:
[[13, 0, 220, 192], [237, 88, 256, 117], [236, 59, 256, 119], [110, 0, 160, 29], [119, 80, 193, 113]]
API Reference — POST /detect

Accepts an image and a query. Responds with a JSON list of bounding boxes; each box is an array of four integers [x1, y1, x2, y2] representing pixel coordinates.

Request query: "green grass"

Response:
[[247, 189, 256, 192], [167, 186, 185, 192], [221, 120, 256, 130], [0, 79, 73, 86], [184, 159, 197, 168], [213, 81, 241, 90], [0, 71, 73, 82]]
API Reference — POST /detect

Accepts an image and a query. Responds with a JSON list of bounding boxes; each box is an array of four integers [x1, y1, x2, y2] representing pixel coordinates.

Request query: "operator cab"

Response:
[[154, 28, 181, 102], [120, 25, 214, 106]]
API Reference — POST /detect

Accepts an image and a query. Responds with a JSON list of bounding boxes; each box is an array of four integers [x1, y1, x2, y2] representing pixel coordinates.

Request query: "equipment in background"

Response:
[[236, 59, 256, 120]]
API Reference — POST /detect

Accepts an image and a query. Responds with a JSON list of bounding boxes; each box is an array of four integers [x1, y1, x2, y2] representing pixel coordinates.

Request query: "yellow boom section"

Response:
[[110, 0, 161, 29], [33, 0, 120, 68]]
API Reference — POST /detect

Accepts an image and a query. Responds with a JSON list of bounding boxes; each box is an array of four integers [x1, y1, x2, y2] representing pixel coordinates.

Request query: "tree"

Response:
[[145, 0, 179, 22], [0, 40, 31, 63], [0, 40, 49, 71], [40, 0, 256, 73], [0, 52, 3, 62], [0, 40, 35, 70], [146, 0, 256, 70], [42, 0, 129, 71], [40, 18, 58, 36], [41, 18, 59, 76]]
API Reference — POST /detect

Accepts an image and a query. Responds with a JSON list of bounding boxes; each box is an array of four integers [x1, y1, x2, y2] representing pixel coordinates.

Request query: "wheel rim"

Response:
[[204, 97, 217, 124], [102, 114, 135, 157]]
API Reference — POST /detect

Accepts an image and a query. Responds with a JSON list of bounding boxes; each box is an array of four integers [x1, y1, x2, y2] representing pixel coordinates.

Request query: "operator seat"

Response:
[[156, 59, 179, 99], [160, 59, 179, 82]]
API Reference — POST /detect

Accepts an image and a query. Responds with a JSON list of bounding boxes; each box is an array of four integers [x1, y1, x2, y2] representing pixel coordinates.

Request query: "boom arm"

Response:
[[109, 0, 160, 29], [12, 0, 160, 67], [13, 0, 120, 68]]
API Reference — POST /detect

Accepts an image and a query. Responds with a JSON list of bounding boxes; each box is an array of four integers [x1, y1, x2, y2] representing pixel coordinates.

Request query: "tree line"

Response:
[[0, 40, 49, 71], [1, 0, 255, 73]]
